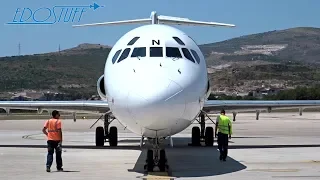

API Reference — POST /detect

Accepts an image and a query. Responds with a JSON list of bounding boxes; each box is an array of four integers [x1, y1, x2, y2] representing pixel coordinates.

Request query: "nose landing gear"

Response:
[[144, 138, 168, 172]]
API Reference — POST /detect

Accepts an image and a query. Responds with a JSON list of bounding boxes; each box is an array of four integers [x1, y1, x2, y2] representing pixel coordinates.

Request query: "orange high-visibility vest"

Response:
[[44, 118, 62, 141]]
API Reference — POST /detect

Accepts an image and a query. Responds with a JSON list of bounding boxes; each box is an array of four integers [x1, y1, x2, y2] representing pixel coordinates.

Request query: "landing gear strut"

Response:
[[93, 114, 118, 147], [191, 112, 214, 146], [144, 138, 168, 172]]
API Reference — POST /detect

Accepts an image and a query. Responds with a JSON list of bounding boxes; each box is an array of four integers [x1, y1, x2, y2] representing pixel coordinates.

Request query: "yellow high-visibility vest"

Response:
[[217, 115, 232, 135]]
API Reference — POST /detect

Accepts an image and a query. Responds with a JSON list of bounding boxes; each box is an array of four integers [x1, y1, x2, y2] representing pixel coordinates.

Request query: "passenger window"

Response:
[[182, 48, 195, 63], [190, 49, 200, 64], [173, 37, 185, 45], [112, 49, 122, 64], [150, 47, 163, 57], [117, 48, 131, 63], [131, 47, 146, 57], [127, 37, 140, 45], [166, 47, 182, 58]]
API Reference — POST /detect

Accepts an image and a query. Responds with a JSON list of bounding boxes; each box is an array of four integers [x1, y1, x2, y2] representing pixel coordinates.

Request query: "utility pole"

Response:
[[58, 44, 61, 54]]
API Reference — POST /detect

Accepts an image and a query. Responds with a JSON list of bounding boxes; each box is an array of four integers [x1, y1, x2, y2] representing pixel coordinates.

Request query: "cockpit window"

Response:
[[131, 47, 146, 57], [127, 37, 140, 45], [173, 37, 185, 45], [166, 47, 182, 58], [112, 49, 122, 64], [150, 47, 163, 57], [190, 49, 200, 64], [182, 48, 195, 63], [188, 35, 197, 44], [117, 48, 131, 63]]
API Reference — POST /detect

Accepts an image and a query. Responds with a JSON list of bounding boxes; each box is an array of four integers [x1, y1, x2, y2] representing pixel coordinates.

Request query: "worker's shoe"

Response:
[[46, 166, 51, 172], [219, 155, 223, 161], [57, 168, 63, 172]]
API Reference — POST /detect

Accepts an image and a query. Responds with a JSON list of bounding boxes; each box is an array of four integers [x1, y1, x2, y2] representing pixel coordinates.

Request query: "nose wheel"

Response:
[[94, 114, 118, 147], [144, 138, 168, 172], [190, 112, 214, 146]]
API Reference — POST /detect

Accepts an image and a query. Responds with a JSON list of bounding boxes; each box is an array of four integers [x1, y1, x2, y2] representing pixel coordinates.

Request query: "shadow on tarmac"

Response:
[[129, 147, 247, 178], [51, 170, 81, 173]]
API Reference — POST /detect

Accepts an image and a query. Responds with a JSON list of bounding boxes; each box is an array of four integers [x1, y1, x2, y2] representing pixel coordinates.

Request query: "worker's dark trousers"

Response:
[[46, 140, 63, 169], [217, 132, 229, 160]]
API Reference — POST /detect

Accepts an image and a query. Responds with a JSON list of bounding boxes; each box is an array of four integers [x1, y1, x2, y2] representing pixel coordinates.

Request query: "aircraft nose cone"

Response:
[[126, 70, 185, 131]]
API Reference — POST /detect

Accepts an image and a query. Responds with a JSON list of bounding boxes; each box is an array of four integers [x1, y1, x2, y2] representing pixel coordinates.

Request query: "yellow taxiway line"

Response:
[[142, 171, 175, 180]]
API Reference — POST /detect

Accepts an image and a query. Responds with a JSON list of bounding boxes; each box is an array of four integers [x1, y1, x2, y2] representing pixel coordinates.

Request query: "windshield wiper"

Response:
[[172, 57, 178, 61]]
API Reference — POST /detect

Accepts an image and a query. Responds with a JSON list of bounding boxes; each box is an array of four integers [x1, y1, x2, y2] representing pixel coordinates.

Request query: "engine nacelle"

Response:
[[205, 79, 212, 99], [97, 75, 107, 100]]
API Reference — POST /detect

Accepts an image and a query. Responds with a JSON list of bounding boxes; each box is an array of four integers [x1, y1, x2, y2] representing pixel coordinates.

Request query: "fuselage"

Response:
[[104, 24, 209, 138]]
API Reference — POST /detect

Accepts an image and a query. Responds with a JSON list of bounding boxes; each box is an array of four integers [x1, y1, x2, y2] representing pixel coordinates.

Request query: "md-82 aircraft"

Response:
[[1, 11, 320, 172]]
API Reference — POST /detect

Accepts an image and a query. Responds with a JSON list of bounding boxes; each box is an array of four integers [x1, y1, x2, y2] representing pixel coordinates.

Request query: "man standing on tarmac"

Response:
[[215, 109, 232, 161], [42, 110, 63, 172]]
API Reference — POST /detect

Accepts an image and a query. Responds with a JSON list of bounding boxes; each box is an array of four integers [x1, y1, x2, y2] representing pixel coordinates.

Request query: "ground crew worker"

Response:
[[42, 110, 63, 172], [215, 109, 232, 161]]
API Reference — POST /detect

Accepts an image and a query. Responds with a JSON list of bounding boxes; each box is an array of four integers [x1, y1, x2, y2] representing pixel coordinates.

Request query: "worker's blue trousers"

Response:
[[46, 140, 63, 169], [217, 132, 229, 160]]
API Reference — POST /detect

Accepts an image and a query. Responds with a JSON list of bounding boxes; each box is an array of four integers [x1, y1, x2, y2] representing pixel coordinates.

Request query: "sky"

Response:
[[0, 0, 319, 57]]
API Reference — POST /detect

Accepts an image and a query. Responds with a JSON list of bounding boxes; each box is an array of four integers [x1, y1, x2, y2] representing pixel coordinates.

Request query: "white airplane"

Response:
[[2, 11, 320, 172]]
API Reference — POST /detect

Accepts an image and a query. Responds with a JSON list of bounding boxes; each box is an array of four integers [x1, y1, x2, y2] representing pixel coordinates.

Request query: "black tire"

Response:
[[159, 149, 166, 172], [95, 126, 104, 147], [109, 126, 118, 146], [147, 150, 154, 172], [205, 126, 214, 146], [192, 126, 200, 146]]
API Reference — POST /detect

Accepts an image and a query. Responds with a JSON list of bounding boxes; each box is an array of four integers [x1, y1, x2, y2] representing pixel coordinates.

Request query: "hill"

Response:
[[0, 44, 111, 95], [1, 27, 320, 97], [201, 27, 320, 66]]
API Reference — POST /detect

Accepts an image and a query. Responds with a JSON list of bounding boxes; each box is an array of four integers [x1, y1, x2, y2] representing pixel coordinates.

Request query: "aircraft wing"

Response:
[[0, 100, 109, 114], [203, 100, 320, 113]]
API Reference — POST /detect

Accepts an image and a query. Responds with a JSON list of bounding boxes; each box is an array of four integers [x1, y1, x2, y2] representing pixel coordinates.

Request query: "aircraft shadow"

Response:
[[129, 147, 247, 178]]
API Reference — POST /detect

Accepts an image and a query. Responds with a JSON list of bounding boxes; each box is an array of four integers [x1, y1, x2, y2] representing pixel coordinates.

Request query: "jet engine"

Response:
[[97, 75, 107, 100], [205, 79, 212, 99]]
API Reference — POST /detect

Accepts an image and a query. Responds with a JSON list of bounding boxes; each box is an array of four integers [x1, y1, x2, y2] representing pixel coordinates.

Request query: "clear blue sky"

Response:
[[1, 0, 319, 57]]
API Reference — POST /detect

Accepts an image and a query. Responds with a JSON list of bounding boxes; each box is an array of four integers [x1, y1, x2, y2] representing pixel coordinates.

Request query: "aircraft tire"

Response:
[[147, 150, 154, 172], [159, 149, 166, 172], [109, 126, 118, 146], [95, 126, 104, 146], [205, 126, 214, 146], [192, 126, 200, 146]]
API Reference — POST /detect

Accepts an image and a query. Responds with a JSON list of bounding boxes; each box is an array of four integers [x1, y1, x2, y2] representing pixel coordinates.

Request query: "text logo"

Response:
[[7, 3, 103, 25]]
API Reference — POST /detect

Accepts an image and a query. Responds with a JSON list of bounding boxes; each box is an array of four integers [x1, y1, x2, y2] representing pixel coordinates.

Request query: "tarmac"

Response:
[[1, 112, 320, 180]]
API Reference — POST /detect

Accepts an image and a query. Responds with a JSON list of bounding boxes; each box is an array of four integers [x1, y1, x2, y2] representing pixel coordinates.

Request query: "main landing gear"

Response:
[[144, 138, 168, 172], [92, 114, 118, 147], [191, 112, 214, 146]]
